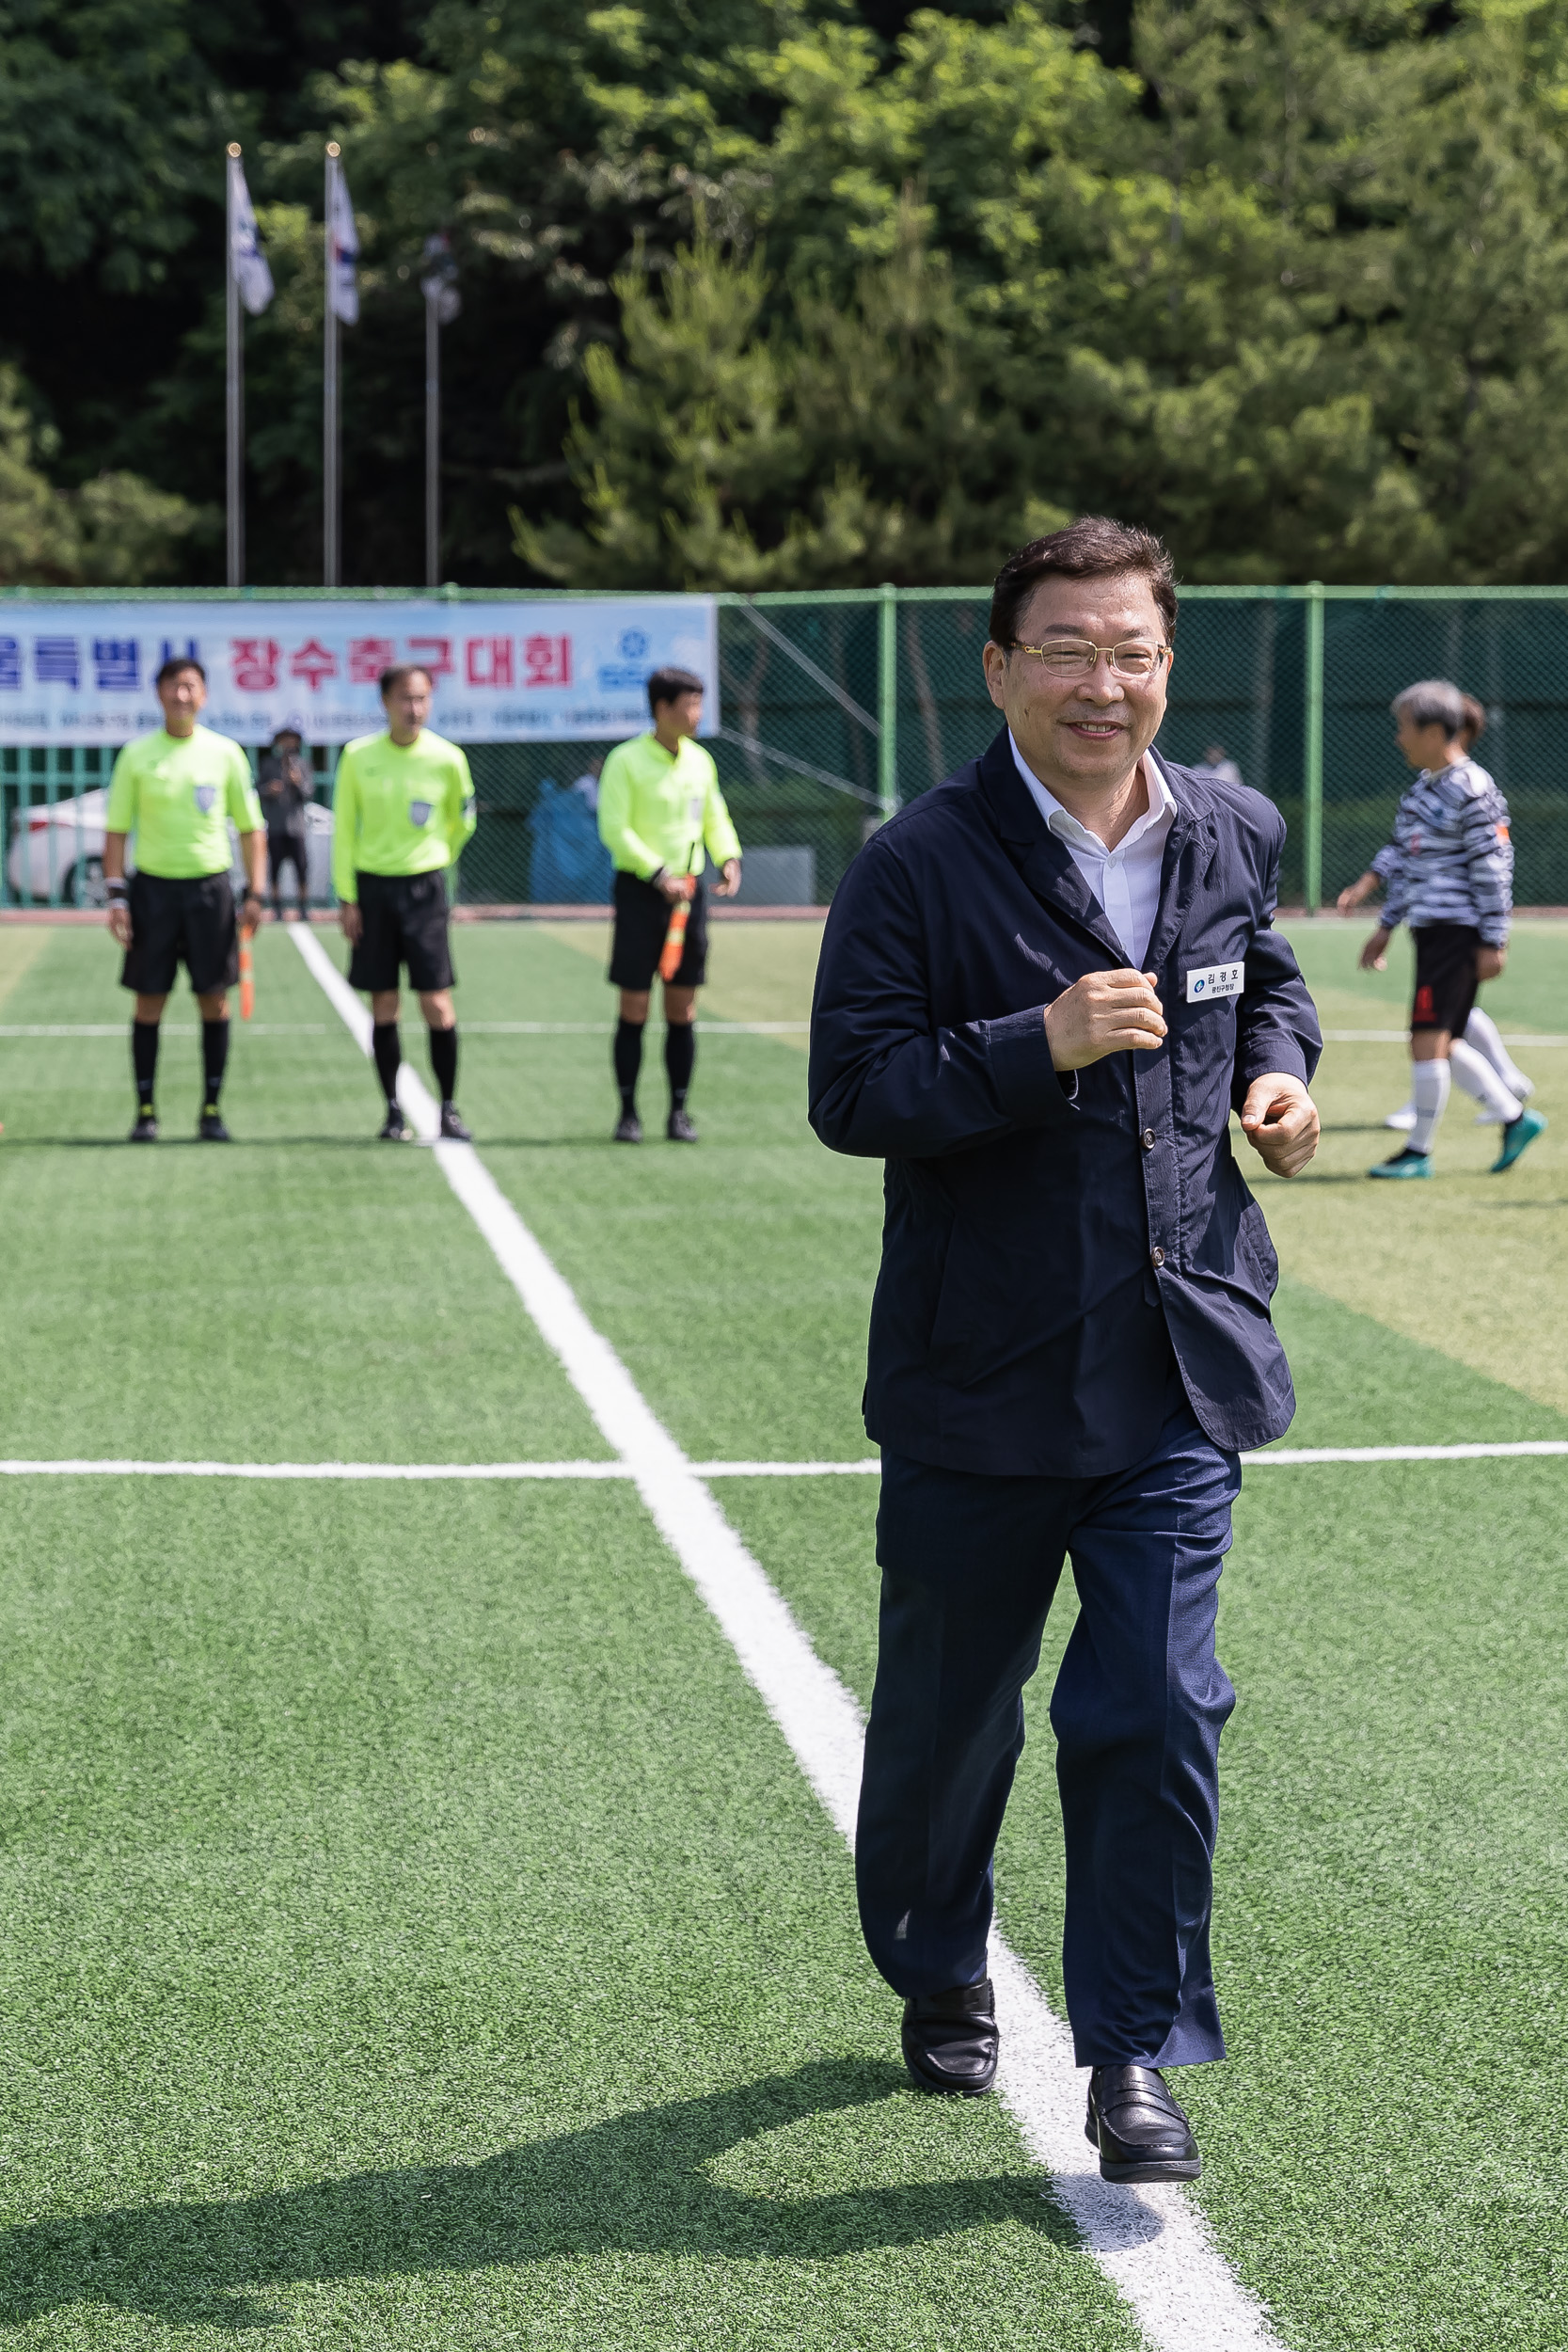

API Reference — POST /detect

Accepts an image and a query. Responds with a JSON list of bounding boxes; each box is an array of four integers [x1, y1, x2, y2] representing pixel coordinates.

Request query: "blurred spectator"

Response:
[[1192, 742, 1243, 788], [527, 776, 613, 903], [570, 756, 604, 814], [258, 728, 312, 920]]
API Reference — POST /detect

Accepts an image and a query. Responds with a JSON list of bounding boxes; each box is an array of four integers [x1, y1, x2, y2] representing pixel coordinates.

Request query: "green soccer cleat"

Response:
[[1492, 1106, 1547, 1172], [1369, 1148, 1433, 1180]]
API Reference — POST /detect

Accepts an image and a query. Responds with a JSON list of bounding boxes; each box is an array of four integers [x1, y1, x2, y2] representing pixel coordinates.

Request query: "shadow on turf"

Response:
[[0, 2058, 1085, 2330]]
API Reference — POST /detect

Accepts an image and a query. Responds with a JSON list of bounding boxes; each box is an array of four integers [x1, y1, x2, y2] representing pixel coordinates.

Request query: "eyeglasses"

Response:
[[1006, 638, 1172, 681]]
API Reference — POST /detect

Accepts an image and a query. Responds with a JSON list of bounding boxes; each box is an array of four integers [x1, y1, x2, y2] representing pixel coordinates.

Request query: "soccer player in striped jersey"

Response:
[[1345, 678, 1544, 1178], [1342, 693, 1535, 1132]]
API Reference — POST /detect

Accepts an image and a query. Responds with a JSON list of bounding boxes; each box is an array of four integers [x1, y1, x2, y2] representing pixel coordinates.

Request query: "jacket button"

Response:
[[1141, 1127, 1156, 1150], [1150, 1246, 1165, 1268]]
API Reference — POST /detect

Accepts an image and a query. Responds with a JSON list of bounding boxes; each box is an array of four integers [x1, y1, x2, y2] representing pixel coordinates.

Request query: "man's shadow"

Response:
[[0, 2058, 1076, 2331]]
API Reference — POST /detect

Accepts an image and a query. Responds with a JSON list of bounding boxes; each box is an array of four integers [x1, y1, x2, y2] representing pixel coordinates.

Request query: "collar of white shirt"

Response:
[[1007, 731, 1179, 967], [1007, 731, 1178, 854]]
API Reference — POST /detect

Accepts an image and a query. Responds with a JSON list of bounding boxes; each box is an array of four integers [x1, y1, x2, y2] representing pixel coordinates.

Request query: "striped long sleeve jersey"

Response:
[[1370, 758, 1513, 946]]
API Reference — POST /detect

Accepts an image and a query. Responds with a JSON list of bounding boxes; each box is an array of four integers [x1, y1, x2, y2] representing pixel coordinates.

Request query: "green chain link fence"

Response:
[[7, 585, 1568, 911]]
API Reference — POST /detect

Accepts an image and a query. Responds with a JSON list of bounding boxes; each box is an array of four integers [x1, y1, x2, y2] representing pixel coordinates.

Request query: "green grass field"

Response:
[[0, 911, 1565, 2349]]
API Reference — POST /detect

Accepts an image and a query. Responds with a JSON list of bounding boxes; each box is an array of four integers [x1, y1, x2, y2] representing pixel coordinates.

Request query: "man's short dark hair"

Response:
[[155, 655, 206, 687], [647, 666, 704, 715], [379, 662, 434, 698], [989, 518, 1178, 650]]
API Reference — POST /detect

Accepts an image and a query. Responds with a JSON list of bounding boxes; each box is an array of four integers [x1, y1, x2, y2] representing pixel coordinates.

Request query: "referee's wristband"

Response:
[[106, 880, 129, 902]]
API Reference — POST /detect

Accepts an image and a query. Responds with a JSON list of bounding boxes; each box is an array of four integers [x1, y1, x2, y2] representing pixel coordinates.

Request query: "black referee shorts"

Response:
[[1410, 922, 1481, 1036], [348, 869, 455, 994], [609, 869, 708, 991], [120, 870, 239, 998]]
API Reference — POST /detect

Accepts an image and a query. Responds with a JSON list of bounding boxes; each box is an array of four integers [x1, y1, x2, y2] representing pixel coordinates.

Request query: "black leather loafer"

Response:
[[1085, 2064, 1201, 2181], [901, 1979, 998, 2095]]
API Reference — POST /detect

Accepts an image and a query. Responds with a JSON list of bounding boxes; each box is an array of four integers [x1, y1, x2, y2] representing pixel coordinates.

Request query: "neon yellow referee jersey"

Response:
[[596, 732, 740, 881], [104, 727, 262, 880], [330, 728, 477, 904]]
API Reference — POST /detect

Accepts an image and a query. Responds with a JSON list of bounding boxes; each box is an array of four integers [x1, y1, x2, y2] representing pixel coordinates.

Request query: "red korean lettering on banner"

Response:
[[523, 634, 572, 689], [231, 638, 281, 691], [405, 636, 454, 679], [349, 636, 397, 684], [289, 640, 339, 691], [466, 636, 515, 688]]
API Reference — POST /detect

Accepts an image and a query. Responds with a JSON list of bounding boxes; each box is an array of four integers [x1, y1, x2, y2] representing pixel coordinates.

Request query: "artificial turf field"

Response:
[[0, 911, 1565, 2350]]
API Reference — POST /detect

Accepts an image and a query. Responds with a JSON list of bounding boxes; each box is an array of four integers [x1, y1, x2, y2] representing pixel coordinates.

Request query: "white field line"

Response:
[[1322, 1028, 1567, 1045], [0, 1023, 328, 1038], [291, 922, 1278, 2352], [2, 1441, 1562, 1478], [0, 1459, 633, 1481], [0, 1020, 803, 1039]]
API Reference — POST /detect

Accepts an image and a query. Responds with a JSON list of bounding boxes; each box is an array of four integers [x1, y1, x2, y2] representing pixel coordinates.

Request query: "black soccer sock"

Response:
[[428, 1022, 458, 1105], [614, 1018, 644, 1116], [131, 1021, 159, 1112], [201, 1019, 230, 1110], [665, 1020, 695, 1109], [372, 1022, 402, 1109]]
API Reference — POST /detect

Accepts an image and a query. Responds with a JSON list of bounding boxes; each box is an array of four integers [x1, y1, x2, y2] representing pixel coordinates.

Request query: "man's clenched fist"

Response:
[[1044, 968, 1166, 1072], [1239, 1073, 1320, 1178]]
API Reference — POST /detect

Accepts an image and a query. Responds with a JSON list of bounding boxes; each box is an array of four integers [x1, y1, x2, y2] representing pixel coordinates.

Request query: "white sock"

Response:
[[1409, 1057, 1450, 1154], [1449, 1036, 1521, 1126], [1464, 1006, 1531, 1098]]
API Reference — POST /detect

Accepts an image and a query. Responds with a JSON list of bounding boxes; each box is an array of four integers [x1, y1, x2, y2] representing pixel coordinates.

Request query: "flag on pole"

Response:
[[229, 153, 274, 316], [420, 231, 461, 325], [327, 162, 359, 326]]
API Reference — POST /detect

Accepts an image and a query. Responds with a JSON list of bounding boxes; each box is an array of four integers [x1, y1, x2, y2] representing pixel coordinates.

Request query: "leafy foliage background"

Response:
[[0, 0, 1560, 585]]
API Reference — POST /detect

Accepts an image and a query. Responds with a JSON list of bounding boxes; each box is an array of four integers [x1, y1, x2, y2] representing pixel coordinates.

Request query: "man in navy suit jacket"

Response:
[[809, 517, 1321, 2184]]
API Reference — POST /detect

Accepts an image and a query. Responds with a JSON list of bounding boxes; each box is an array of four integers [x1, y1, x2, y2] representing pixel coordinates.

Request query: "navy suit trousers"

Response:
[[857, 1375, 1241, 2068]]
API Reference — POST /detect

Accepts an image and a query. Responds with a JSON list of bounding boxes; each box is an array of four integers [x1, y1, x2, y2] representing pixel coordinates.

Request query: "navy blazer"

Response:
[[808, 729, 1323, 1475]]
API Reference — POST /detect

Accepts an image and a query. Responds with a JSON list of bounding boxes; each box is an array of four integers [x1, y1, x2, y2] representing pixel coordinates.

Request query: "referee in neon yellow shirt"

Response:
[[597, 666, 740, 1142], [332, 662, 477, 1141], [104, 655, 266, 1143]]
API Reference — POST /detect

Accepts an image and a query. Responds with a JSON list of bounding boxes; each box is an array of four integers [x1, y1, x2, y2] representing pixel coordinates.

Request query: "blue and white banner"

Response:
[[0, 597, 720, 745]]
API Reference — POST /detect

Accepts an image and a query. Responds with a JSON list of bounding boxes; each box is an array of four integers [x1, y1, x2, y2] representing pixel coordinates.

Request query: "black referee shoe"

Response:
[[438, 1103, 471, 1141], [378, 1105, 413, 1142], [128, 1110, 158, 1143], [613, 1111, 643, 1143], [198, 1109, 230, 1142], [667, 1106, 699, 1142]]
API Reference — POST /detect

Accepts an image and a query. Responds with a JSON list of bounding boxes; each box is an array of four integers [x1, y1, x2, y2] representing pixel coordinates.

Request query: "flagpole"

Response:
[[425, 283, 440, 587], [324, 142, 341, 587], [226, 144, 244, 588]]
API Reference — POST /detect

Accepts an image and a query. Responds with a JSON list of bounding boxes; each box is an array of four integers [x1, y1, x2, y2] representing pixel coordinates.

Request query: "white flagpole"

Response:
[[324, 142, 340, 587], [424, 282, 439, 586], [226, 144, 244, 587]]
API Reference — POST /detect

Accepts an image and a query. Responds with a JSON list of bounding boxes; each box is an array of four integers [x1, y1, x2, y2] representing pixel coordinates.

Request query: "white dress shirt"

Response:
[[1009, 732, 1178, 969]]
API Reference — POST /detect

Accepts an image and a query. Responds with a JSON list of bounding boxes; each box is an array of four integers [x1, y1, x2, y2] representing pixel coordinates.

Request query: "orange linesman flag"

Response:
[[239, 921, 257, 1021], [657, 899, 689, 983]]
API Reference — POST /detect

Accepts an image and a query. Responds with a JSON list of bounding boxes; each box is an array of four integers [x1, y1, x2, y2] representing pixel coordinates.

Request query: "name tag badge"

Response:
[[1186, 961, 1243, 1004]]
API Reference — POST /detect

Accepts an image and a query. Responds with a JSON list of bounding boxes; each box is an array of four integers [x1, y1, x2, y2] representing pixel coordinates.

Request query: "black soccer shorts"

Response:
[[348, 869, 456, 993], [1410, 921, 1482, 1036], [608, 869, 708, 991], [120, 871, 240, 997], [268, 833, 309, 891]]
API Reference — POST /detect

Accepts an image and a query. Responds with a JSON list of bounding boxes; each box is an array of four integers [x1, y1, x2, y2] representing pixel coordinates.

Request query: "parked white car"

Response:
[[7, 788, 335, 905]]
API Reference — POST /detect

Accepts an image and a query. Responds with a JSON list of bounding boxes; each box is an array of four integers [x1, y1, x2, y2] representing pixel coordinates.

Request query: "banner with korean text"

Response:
[[0, 598, 719, 745]]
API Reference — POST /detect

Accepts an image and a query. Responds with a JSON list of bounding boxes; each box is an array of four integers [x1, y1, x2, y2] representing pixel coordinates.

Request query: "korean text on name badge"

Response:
[[1185, 962, 1243, 1004]]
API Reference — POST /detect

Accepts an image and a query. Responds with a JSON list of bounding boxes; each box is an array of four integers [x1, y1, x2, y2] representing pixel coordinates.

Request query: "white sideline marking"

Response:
[[1247, 1439, 1568, 1464], [0, 1459, 632, 1481], [1322, 1028, 1566, 1045], [3, 1443, 1560, 1478], [291, 921, 1279, 2352], [0, 1023, 327, 1038]]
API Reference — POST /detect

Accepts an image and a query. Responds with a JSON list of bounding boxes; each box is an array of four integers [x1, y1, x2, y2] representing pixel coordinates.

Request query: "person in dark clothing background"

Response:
[[258, 728, 313, 920]]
